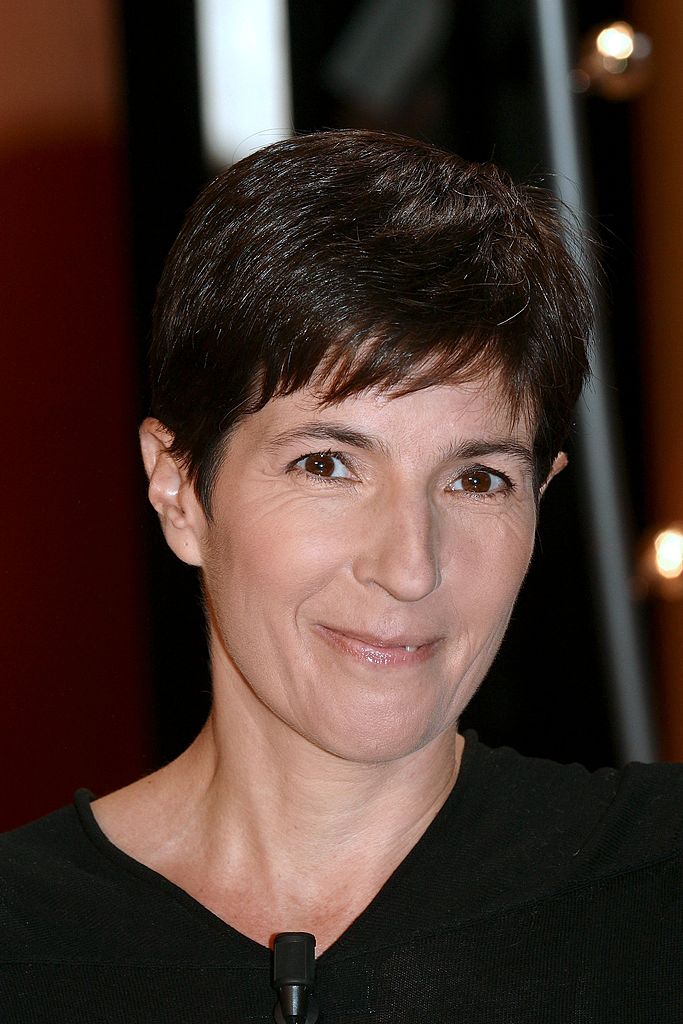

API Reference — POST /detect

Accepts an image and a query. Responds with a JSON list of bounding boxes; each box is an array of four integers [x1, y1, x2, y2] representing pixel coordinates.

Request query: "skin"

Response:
[[93, 378, 565, 953]]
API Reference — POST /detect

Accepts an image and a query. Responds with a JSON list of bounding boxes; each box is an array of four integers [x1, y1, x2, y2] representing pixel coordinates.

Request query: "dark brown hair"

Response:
[[151, 129, 592, 512]]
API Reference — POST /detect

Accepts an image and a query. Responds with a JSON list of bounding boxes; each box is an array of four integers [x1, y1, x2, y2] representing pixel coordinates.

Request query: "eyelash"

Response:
[[447, 465, 515, 499], [287, 450, 516, 498], [287, 450, 354, 485]]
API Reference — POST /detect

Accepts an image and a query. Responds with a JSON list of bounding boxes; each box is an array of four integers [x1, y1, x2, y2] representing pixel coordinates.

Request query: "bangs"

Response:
[[270, 325, 537, 435]]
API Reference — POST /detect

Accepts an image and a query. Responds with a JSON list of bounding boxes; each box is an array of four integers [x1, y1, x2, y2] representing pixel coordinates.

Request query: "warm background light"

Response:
[[654, 528, 683, 579], [596, 23, 635, 61], [635, 523, 683, 601], [573, 20, 652, 100]]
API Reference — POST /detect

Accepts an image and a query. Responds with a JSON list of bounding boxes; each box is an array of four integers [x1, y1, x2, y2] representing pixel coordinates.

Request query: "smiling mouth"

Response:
[[315, 625, 441, 667]]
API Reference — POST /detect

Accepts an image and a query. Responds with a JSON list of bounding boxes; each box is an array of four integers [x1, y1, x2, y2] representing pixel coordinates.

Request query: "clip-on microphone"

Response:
[[272, 932, 319, 1024]]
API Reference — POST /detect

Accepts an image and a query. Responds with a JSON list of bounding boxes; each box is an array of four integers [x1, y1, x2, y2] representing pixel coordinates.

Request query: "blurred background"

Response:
[[3, 0, 683, 830]]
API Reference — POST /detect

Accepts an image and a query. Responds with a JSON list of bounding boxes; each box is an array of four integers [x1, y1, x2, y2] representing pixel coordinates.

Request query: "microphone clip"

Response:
[[272, 932, 319, 1024]]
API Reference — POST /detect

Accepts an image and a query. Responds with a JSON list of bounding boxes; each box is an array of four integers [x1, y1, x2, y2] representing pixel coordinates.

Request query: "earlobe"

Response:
[[539, 451, 568, 497], [139, 418, 205, 567]]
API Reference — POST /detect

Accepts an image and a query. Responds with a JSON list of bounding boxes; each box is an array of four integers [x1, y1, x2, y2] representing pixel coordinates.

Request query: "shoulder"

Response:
[[0, 792, 212, 965], [1, 797, 89, 887], [456, 736, 683, 884], [381, 736, 683, 937], [0, 794, 111, 960]]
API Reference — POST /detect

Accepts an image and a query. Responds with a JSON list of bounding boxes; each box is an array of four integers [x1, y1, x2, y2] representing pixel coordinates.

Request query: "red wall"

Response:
[[1, 2, 155, 829]]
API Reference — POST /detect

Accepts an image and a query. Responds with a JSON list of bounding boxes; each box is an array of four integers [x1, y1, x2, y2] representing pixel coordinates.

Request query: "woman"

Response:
[[2, 131, 682, 1022]]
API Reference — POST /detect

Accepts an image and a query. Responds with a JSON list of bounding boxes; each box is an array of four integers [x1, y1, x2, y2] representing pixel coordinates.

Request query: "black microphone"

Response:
[[272, 932, 319, 1024]]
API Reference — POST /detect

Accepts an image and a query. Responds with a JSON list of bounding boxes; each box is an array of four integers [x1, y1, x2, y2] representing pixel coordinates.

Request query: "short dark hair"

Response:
[[151, 129, 592, 513]]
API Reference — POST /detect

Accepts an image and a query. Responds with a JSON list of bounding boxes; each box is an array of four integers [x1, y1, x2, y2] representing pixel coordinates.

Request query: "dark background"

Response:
[[3, 0, 672, 830], [121, 0, 637, 771]]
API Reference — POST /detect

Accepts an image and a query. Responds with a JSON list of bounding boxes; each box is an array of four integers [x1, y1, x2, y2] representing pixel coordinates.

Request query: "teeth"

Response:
[[404, 645, 417, 652]]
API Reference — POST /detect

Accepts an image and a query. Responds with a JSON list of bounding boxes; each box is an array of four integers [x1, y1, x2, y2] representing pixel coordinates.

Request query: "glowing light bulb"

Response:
[[596, 23, 635, 61], [654, 528, 683, 579], [634, 522, 683, 599], [573, 21, 652, 101]]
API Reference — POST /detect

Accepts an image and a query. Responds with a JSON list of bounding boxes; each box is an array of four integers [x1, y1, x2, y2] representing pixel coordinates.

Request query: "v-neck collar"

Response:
[[74, 731, 481, 966]]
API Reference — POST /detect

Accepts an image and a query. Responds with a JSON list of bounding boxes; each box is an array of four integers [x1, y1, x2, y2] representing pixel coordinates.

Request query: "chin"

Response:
[[303, 703, 457, 766]]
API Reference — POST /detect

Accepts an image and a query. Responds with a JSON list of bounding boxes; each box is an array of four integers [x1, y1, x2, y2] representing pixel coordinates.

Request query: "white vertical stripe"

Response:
[[195, 0, 292, 167]]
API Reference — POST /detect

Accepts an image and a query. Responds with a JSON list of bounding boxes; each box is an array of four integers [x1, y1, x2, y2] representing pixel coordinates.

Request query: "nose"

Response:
[[353, 491, 442, 602]]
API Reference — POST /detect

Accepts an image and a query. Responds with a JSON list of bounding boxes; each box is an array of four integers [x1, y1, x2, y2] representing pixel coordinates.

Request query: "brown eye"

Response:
[[297, 452, 351, 479], [449, 469, 509, 496], [461, 471, 493, 493], [304, 453, 336, 476]]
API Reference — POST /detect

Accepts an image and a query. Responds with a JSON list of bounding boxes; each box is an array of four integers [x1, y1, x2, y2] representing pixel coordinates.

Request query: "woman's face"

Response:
[[198, 380, 540, 764]]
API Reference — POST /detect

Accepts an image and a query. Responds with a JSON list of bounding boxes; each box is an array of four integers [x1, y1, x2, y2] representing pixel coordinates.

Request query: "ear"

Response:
[[139, 418, 205, 567], [539, 451, 568, 497]]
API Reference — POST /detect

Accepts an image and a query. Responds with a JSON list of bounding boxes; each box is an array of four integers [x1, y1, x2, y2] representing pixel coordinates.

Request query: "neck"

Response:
[[191, 642, 461, 860], [169, 692, 463, 950], [200, 708, 460, 862], [93, 650, 464, 953]]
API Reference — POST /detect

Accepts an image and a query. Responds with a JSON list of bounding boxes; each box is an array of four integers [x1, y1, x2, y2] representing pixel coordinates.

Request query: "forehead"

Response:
[[231, 377, 535, 459]]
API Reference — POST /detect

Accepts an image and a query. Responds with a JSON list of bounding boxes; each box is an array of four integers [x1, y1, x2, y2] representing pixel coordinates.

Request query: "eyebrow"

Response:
[[265, 421, 534, 468], [438, 438, 535, 469]]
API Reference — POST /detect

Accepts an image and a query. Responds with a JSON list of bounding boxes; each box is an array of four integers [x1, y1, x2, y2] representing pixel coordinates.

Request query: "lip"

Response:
[[315, 624, 441, 668]]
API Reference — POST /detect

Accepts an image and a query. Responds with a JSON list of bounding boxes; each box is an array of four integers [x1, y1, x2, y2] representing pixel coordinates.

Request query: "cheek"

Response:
[[443, 509, 536, 612], [203, 500, 356, 623]]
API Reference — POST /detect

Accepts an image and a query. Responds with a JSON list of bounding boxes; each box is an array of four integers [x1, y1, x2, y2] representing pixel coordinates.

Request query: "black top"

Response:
[[2, 732, 682, 1022]]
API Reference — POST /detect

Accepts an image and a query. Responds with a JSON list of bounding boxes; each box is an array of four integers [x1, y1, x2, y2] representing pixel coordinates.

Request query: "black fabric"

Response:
[[2, 732, 682, 1022]]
